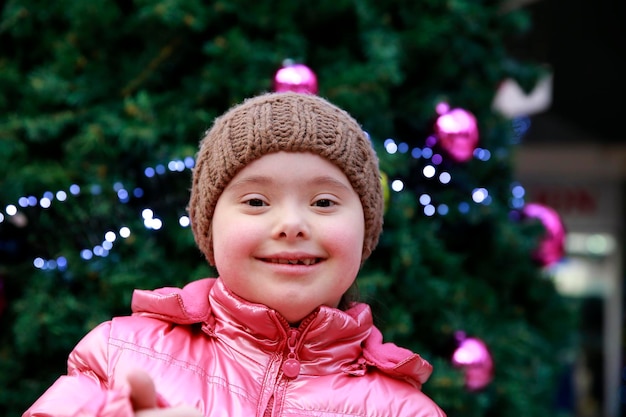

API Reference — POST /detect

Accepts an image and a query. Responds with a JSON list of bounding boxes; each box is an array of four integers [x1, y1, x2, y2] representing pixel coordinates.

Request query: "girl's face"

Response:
[[212, 151, 365, 324]]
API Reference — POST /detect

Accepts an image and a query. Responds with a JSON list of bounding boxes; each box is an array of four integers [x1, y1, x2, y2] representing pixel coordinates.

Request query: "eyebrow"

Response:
[[227, 175, 353, 192]]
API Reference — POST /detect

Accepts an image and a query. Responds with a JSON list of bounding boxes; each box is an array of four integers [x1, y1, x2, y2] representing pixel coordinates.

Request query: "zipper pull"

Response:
[[282, 329, 301, 378]]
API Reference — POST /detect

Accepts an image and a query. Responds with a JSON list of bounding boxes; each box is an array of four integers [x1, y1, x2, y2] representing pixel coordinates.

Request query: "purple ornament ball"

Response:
[[452, 331, 494, 391], [273, 63, 318, 94], [434, 106, 479, 162], [521, 202, 566, 267]]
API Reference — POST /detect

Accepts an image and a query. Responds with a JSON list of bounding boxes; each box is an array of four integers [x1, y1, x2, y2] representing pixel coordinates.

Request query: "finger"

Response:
[[135, 405, 204, 417], [127, 369, 158, 411]]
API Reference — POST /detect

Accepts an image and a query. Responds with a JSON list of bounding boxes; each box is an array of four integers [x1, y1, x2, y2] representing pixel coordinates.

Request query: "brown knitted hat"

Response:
[[189, 92, 383, 266]]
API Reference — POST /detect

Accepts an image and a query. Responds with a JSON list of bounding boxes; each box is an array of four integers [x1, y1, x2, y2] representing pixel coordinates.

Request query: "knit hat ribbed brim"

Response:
[[188, 92, 383, 266]]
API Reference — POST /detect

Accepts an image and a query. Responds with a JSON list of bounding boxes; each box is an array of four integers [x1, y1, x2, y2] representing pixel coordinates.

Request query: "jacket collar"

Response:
[[131, 277, 433, 388]]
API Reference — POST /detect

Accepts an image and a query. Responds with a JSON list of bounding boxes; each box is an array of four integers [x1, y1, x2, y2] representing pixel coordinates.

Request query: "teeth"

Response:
[[270, 258, 317, 265]]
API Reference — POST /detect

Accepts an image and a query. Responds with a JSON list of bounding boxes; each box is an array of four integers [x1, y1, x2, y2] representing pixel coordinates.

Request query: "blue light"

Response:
[[419, 194, 431, 205], [57, 257, 68, 270], [117, 189, 129, 201], [184, 156, 195, 169], [511, 184, 525, 198]]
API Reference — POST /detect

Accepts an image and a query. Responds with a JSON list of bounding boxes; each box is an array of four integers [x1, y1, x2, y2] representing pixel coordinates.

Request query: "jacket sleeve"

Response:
[[23, 321, 135, 417]]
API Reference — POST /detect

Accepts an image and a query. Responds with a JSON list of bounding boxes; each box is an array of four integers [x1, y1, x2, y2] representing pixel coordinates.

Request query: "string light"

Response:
[[3, 139, 526, 271], [2, 156, 196, 271]]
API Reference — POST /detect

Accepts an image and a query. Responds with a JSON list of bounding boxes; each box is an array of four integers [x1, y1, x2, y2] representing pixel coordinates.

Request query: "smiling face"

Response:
[[211, 151, 365, 324]]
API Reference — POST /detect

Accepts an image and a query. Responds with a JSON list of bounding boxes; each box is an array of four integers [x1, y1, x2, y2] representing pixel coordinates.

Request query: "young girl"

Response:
[[24, 92, 446, 417]]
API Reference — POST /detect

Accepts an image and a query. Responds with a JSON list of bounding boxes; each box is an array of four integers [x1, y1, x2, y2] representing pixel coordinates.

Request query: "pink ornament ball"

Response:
[[521, 202, 566, 267], [452, 331, 494, 391], [273, 63, 318, 94], [434, 105, 479, 162]]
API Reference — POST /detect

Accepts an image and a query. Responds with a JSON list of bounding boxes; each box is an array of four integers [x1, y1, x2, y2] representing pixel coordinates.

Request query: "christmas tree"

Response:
[[0, 1, 576, 415]]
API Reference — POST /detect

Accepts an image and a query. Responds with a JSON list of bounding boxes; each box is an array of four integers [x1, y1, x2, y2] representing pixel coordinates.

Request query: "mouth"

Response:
[[261, 258, 321, 266]]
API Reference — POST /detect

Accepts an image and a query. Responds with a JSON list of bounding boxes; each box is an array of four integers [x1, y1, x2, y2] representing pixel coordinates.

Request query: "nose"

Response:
[[272, 203, 310, 241]]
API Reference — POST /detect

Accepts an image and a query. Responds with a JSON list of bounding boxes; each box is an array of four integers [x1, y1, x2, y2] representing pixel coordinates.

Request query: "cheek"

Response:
[[323, 220, 365, 261], [212, 217, 267, 262]]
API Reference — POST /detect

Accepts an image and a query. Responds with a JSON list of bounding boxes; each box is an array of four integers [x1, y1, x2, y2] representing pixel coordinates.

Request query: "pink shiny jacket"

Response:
[[24, 278, 445, 417]]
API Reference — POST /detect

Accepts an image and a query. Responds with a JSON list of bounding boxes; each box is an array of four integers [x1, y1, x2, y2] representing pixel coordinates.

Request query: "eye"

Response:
[[245, 198, 266, 207], [313, 199, 335, 208]]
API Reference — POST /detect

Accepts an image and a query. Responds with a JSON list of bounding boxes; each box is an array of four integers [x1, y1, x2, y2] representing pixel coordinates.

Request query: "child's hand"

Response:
[[128, 369, 203, 417]]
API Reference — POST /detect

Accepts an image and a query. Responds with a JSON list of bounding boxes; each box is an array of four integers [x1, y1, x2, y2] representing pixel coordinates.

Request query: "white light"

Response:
[[56, 190, 68, 201], [424, 205, 435, 216], [179, 216, 190, 227], [40, 197, 52, 208], [423, 165, 436, 178], [151, 218, 163, 230], [472, 188, 489, 203], [385, 142, 398, 154], [104, 231, 117, 242], [6, 205, 17, 216], [142, 208, 154, 219], [144, 218, 163, 230], [168, 160, 185, 172], [391, 180, 404, 192], [0, 213, 4, 223], [119, 227, 131, 238], [33, 257, 45, 269]]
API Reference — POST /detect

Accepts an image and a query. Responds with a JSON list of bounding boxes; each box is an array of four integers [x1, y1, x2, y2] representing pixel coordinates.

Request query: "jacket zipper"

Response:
[[281, 328, 301, 378]]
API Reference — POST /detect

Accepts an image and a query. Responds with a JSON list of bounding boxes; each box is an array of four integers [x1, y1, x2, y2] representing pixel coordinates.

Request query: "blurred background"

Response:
[[511, 1, 624, 416], [0, 0, 623, 416]]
